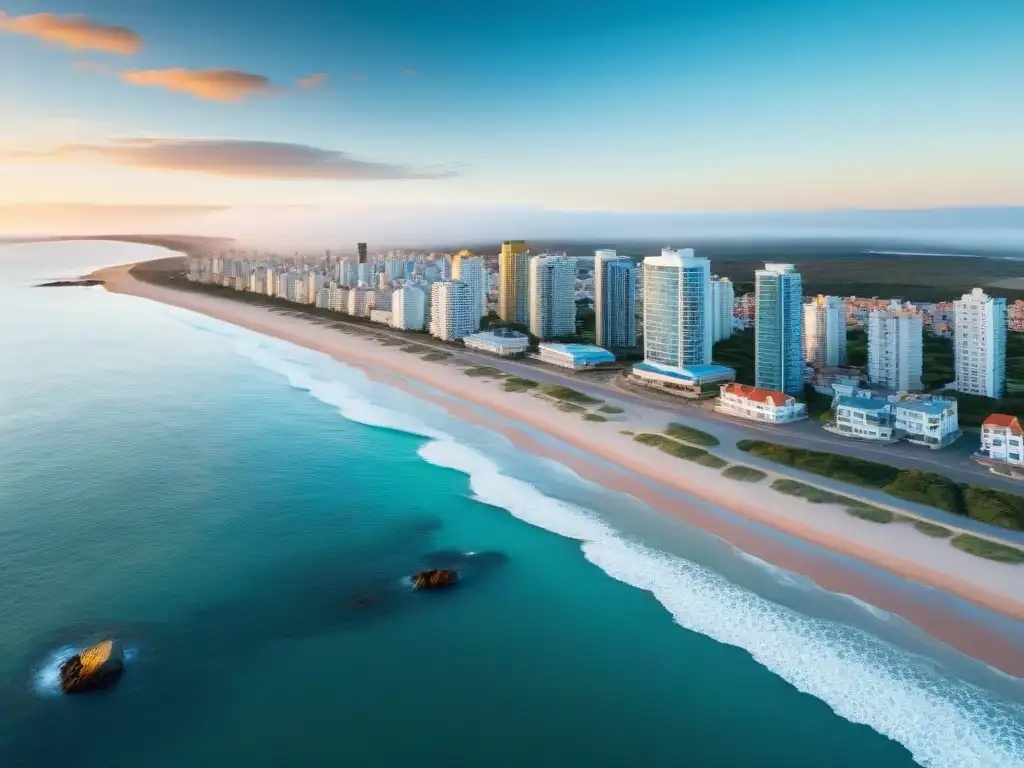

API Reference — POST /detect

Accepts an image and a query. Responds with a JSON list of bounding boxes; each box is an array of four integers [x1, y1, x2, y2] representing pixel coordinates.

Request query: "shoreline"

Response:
[[89, 258, 1024, 677]]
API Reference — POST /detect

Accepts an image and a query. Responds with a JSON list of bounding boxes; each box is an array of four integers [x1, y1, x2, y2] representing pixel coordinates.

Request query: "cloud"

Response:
[[73, 60, 110, 75], [4, 138, 457, 180], [121, 68, 272, 102], [296, 72, 328, 88], [0, 11, 142, 54]]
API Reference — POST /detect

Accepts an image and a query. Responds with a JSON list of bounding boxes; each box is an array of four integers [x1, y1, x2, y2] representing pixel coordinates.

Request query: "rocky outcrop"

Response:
[[411, 569, 459, 590], [59, 640, 125, 694]]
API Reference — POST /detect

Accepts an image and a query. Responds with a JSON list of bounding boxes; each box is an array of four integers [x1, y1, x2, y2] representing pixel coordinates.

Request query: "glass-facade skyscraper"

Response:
[[755, 263, 804, 395], [642, 249, 712, 369], [594, 249, 637, 349]]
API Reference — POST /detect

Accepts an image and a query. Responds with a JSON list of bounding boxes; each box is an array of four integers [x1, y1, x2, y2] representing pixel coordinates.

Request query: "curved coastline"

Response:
[[76, 249, 1024, 679]]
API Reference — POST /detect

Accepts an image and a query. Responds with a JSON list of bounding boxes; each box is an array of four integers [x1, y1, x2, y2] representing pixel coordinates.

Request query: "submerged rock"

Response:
[[411, 569, 459, 590], [59, 640, 125, 694]]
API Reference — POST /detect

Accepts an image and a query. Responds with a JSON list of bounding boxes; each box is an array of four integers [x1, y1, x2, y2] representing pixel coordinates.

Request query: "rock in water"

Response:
[[411, 569, 459, 590], [59, 640, 125, 694]]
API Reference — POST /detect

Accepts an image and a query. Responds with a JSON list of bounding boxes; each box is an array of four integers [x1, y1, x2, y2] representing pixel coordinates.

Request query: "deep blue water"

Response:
[[1, 241, 1022, 768]]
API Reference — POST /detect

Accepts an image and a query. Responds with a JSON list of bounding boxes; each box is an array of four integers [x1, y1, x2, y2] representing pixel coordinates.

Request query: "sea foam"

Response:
[[225, 323, 1024, 767]]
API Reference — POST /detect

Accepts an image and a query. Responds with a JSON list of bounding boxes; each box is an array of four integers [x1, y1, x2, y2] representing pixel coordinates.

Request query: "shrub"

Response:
[[503, 377, 538, 392], [634, 433, 727, 468], [770, 479, 844, 504], [960, 485, 1024, 531], [912, 521, 952, 538], [540, 384, 601, 405], [721, 465, 767, 483], [737, 441, 899, 488], [557, 402, 586, 413], [464, 366, 505, 378], [583, 413, 607, 422], [844, 504, 896, 524], [598, 404, 625, 414], [950, 534, 1024, 564], [664, 423, 720, 447], [884, 470, 963, 514]]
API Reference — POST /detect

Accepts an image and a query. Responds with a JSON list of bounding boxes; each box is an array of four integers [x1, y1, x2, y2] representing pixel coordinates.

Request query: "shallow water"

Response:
[[1, 241, 1022, 767]]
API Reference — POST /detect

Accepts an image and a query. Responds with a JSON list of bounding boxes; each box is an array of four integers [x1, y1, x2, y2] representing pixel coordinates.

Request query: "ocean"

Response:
[[1, 241, 1022, 768]]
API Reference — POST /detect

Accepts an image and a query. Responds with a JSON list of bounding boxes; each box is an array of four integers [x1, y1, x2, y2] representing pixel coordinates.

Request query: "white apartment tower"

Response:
[[429, 280, 476, 341], [954, 287, 1006, 398], [453, 256, 488, 321], [642, 248, 712, 369], [711, 276, 734, 343], [391, 284, 427, 331], [529, 254, 577, 340], [867, 301, 923, 392], [803, 295, 847, 368], [755, 263, 804, 395], [594, 249, 637, 349]]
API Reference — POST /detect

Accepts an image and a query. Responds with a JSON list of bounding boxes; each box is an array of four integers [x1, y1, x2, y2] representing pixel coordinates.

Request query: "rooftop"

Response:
[[541, 343, 615, 362], [724, 383, 795, 405], [634, 362, 734, 382], [983, 413, 1023, 434], [836, 395, 890, 412], [891, 395, 956, 416]]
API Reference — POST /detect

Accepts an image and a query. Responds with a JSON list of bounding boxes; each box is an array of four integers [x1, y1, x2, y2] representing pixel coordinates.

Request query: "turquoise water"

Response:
[[1, 241, 1022, 767]]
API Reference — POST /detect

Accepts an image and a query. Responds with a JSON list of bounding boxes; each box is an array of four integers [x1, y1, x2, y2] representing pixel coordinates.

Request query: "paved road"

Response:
[[318, 312, 1024, 496]]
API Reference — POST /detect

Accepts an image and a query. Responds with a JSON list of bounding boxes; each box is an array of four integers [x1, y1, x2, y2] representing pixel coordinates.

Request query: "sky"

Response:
[[1, 0, 1023, 238]]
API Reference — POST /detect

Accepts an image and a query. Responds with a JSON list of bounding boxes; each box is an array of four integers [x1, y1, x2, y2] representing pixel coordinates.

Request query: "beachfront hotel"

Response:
[[715, 383, 807, 423], [711, 276, 734, 343], [498, 240, 530, 325], [642, 248, 713, 369], [594, 249, 637, 349], [803, 295, 847, 368], [429, 280, 477, 341], [452, 252, 487, 321], [867, 301, 923, 392], [979, 414, 1024, 466], [954, 287, 1007, 398], [755, 263, 804, 395], [529, 254, 577, 340]]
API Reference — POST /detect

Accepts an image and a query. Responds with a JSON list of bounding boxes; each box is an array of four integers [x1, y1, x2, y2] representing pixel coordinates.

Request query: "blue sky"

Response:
[[2, 0, 1023, 212]]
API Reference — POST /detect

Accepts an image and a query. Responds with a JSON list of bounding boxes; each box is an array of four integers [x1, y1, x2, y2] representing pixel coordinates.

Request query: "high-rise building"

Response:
[[528, 254, 577, 340], [803, 295, 847, 368], [867, 301, 923, 392], [755, 263, 804, 395], [391, 285, 427, 331], [594, 249, 637, 349], [642, 248, 712, 369], [453, 254, 487, 320], [954, 287, 1006, 398], [711, 276, 734, 343], [429, 280, 476, 341], [357, 242, 367, 264], [499, 240, 530, 325]]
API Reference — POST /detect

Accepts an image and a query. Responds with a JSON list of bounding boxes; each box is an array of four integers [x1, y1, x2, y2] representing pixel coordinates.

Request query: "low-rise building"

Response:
[[537, 343, 615, 370], [825, 393, 959, 448], [629, 362, 735, 399], [715, 383, 807, 423], [463, 329, 531, 356], [979, 414, 1024, 466]]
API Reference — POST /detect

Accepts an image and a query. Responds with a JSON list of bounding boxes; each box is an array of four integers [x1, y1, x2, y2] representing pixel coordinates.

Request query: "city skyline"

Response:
[[2, 0, 1023, 229]]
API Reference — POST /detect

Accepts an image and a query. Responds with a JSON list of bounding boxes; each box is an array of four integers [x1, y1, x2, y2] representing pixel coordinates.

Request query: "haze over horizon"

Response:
[[3, 0, 1023, 240]]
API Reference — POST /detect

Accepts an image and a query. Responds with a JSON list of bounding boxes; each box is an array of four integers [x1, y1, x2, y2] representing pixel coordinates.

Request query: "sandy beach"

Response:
[[92, 259, 1024, 676]]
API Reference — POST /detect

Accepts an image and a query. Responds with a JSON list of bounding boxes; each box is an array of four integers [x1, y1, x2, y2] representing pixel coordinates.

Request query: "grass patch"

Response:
[[771, 480, 896, 522], [737, 439, 1024, 532], [619, 429, 635, 436], [420, 351, 453, 362], [912, 521, 953, 538], [664, 422, 720, 447], [634, 433, 727, 468], [401, 344, 432, 354], [583, 413, 607, 422], [503, 377, 538, 392], [557, 402, 586, 413], [539, 384, 601, 405], [464, 365, 505, 378], [844, 503, 897, 523], [721, 465, 767, 483], [598, 404, 625, 414], [950, 534, 1024, 563]]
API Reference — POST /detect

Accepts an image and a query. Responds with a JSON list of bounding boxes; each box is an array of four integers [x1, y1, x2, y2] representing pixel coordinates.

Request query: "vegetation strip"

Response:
[[721, 465, 767, 483], [664, 422, 720, 447], [634, 433, 727, 469], [738, 440, 1024, 532]]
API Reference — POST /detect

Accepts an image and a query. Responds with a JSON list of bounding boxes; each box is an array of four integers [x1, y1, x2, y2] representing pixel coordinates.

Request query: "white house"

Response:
[[979, 414, 1024, 465], [827, 396, 896, 441], [715, 383, 807, 423], [826, 393, 959, 448]]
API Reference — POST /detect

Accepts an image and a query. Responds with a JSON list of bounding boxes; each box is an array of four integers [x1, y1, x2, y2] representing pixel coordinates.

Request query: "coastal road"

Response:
[[362, 325, 1024, 495]]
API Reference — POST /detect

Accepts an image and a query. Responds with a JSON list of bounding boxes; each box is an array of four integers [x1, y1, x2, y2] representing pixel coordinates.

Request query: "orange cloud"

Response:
[[4, 137, 458, 180], [0, 11, 142, 54], [73, 59, 110, 75], [121, 68, 273, 102], [296, 72, 328, 88]]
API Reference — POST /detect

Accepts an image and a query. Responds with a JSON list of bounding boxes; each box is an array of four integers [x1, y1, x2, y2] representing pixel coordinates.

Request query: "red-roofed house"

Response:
[[715, 383, 807, 423], [980, 414, 1024, 466]]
